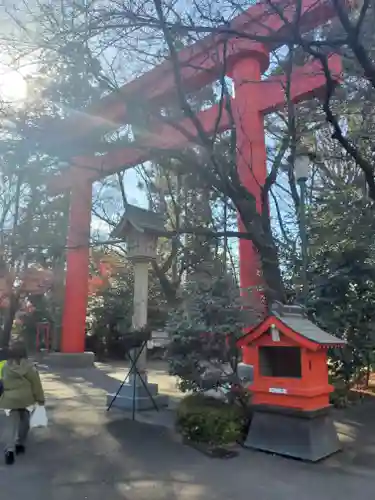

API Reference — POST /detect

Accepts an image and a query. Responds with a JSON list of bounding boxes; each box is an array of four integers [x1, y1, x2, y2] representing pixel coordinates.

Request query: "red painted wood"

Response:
[[36, 322, 51, 352], [230, 52, 267, 302], [240, 324, 333, 410], [48, 55, 342, 193], [55, 0, 344, 354], [50, 0, 337, 142], [61, 181, 92, 353], [238, 316, 320, 351], [258, 55, 342, 114]]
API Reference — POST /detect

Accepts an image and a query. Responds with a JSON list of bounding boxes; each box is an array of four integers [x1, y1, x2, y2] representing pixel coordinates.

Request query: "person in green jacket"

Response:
[[0, 347, 8, 378], [0, 340, 45, 465]]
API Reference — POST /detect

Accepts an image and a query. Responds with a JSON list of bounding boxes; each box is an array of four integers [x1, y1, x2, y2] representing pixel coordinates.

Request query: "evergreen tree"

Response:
[[0, 11, 105, 347], [307, 188, 375, 381], [166, 263, 259, 393]]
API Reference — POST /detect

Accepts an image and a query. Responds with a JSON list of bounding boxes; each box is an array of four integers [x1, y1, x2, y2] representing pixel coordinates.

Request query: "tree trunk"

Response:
[[151, 260, 179, 306], [1, 293, 20, 348], [235, 193, 286, 306]]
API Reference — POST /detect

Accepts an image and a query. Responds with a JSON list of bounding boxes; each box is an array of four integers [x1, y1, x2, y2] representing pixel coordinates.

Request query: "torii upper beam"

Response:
[[48, 0, 337, 145], [48, 55, 342, 193]]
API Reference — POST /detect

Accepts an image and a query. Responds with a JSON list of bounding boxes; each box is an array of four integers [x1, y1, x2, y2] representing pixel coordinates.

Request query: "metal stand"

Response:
[[107, 341, 159, 419]]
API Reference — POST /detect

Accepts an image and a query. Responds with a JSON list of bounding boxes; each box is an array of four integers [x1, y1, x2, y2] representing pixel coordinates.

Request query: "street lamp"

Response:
[[295, 154, 310, 303]]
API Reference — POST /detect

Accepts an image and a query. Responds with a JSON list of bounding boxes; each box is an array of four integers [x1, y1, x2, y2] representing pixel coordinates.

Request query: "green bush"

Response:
[[176, 394, 245, 446], [329, 375, 350, 408]]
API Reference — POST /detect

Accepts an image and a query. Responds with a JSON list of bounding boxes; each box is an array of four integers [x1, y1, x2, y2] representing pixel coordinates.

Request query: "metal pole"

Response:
[[298, 179, 308, 303]]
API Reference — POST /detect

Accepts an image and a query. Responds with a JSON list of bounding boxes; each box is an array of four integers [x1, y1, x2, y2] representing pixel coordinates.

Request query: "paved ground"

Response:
[[1, 362, 375, 499]]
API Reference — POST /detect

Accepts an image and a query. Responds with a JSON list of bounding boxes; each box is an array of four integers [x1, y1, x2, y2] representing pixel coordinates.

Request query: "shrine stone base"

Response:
[[36, 352, 95, 368], [244, 404, 341, 462], [107, 374, 169, 411]]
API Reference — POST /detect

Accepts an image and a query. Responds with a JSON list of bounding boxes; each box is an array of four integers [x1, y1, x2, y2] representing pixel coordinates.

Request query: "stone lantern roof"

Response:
[[111, 205, 166, 239]]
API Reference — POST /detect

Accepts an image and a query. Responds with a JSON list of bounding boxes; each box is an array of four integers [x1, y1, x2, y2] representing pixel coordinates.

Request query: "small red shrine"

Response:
[[237, 302, 345, 462], [238, 303, 345, 411]]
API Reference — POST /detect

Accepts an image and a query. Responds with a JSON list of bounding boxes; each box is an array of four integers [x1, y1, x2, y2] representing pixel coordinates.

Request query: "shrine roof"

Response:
[[276, 315, 343, 346], [238, 303, 345, 349], [111, 204, 165, 238]]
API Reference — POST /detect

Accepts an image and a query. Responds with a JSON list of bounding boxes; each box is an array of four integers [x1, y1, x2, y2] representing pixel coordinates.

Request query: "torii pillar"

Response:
[[229, 44, 270, 303], [56, 178, 95, 365]]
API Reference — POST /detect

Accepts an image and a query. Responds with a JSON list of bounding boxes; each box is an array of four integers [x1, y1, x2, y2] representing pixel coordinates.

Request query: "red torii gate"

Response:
[[47, 0, 342, 353]]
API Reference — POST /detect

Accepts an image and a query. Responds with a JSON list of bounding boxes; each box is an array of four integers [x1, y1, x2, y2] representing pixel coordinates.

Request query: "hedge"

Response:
[[176, 393, 246, 446]]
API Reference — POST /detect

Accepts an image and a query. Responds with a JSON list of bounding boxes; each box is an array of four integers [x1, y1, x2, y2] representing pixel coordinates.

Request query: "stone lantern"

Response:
[[107, 205, 168, 411], [113, 204, 164, 256]]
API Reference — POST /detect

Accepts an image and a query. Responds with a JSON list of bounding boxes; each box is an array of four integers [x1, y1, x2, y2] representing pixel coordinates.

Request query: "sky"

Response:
[[0, 0, 294, 253], [91, 52, 292, 244], [91, 169, 147, 238]]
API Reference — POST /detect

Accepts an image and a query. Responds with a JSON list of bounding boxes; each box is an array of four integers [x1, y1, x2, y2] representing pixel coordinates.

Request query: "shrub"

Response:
[[166, 271, 259, 394], [329, 375, 350, 408], [176, 393, 246, 446]]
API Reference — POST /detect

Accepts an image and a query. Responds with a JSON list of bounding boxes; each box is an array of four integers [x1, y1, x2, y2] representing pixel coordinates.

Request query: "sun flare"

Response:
[[0, 63, 28, 103]]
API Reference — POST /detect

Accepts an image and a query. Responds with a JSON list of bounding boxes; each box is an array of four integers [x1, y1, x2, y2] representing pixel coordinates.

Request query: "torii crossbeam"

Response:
[[49, 0, 342, 353]]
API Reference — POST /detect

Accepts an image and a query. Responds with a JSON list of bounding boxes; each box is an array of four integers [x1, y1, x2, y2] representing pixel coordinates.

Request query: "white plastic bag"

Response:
[[30, 405, 48, 428]]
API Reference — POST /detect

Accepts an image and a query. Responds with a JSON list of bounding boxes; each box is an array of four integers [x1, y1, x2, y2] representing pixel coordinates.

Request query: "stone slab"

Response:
[[37, 352, 95, 368], [245, 406, 341, 462], [107, 391, 169, 411], [120, 381, 161, 397]]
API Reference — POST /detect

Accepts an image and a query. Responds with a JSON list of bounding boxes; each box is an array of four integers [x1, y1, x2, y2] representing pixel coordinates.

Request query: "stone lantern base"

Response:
[[106, 374, 169, 411]]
